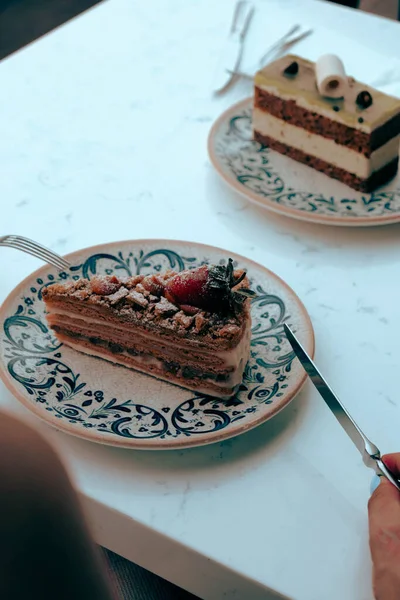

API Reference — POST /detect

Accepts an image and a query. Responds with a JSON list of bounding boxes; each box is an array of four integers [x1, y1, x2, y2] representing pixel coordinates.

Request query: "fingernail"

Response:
[[370, 474, 381, 495]]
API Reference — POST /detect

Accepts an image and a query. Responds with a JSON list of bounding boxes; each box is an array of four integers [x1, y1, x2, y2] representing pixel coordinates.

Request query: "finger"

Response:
[[369, 476, 400, 522], [370, 474, 381, 495], [368, 456, 400, 599], [368, 454, 400, 541], [382, 453, 400, 475], [370, 452, 400, 506], [368, 478, 400, 562]]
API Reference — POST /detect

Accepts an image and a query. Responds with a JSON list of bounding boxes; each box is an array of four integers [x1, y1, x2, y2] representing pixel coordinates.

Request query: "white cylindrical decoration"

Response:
[[315, 54, 347, 99]]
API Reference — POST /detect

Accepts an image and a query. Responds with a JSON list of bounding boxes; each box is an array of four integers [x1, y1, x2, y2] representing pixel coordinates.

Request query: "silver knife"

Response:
[[284, 323, 400, 492], [212, 1, 254, 95]]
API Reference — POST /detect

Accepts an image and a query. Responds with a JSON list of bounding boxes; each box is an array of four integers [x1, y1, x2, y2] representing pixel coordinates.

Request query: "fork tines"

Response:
[[0, 235, 70, 271]]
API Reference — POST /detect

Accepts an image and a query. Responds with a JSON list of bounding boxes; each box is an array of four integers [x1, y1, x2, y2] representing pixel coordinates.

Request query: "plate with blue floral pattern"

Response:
[[0, 240, 314, 450], [208, 98, 400, 227]]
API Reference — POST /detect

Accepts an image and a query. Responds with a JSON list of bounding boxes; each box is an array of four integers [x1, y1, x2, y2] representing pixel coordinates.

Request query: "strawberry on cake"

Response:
[[42, 260, 255, 399]]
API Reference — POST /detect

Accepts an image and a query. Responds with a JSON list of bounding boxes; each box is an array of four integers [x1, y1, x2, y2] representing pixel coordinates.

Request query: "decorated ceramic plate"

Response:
[[0, 240, 314, 450], [208, 98, 400, 227]]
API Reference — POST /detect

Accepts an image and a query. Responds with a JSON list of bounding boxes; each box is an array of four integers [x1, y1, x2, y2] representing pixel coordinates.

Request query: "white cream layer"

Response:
[[63, 339, 243, 397], [46, 308, 251, 370], [253, 108, 400, 179]]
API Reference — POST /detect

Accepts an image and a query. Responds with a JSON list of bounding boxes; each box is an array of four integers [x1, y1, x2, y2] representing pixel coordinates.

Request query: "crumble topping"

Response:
[[108, 287, 129, 305], [154, 297, 179, 317], [42, 272, 250, 340], [126, 290, 149, 308]]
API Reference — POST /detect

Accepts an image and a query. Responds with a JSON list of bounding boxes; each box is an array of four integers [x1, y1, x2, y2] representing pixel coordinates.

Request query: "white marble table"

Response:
[[1, 1, 400, 598]]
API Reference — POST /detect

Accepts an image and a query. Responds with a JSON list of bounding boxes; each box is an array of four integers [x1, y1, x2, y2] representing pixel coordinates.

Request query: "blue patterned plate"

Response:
[[0, 240, 314, 449], [208, 99, 400, 227]]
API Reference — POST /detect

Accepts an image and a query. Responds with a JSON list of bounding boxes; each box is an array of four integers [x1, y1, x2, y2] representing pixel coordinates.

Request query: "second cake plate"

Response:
[[208, 98, 400, 227], [0, 239, 313, 450]]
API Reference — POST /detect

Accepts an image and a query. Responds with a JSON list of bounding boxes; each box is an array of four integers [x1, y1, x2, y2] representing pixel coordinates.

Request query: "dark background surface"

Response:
[[0, 0, 397, 63], [0, 0, 103, 60]]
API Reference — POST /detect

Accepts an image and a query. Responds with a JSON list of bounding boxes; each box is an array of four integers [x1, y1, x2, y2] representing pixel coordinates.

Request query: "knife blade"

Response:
[[283, 323, 373, 459], [212, 1, 254, 95], [283, 323, 400, 492]]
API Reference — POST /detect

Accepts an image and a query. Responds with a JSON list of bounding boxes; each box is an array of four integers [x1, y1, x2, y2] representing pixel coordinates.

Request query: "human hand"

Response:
[[368, 454, 400, 600]]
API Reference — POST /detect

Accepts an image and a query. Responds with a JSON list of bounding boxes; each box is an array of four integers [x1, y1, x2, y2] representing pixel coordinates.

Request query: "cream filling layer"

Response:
[[62, 338, 244, 391], [46, 308, 251, 369], [253, 108, 400, 178]]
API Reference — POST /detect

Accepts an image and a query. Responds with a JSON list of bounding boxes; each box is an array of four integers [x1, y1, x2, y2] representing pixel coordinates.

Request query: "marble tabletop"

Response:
[[1, 0, 400, 598]]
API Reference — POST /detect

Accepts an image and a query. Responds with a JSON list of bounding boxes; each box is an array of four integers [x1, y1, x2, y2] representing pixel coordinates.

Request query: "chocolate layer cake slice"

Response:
[[253, 54, 400, 192], [42, 261, 254, 399]]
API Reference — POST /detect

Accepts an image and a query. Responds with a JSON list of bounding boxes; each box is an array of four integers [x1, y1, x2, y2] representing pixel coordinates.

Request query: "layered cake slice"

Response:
[[253, 54, 400, 192], [42, 260, 254, 399]]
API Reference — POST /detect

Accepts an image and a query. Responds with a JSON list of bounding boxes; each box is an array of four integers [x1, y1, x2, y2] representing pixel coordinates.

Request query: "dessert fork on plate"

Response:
[[0, 235, 71, 271], [257, 25, 313, 67], [231, 25, 313, 81], [212, 0, 255, 94]]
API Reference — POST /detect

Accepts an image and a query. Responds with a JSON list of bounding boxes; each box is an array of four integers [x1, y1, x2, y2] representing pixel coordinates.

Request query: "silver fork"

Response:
[[0, 235, 71, 271], [258, 24, 301, 67], [258, 28, 313, 67], [230, 27, 313, 80]]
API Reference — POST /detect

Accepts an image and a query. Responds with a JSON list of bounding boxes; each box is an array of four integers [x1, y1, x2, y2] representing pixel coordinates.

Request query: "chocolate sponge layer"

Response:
[[255, 87, 400, 156], [254, 130, 398, 193]]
